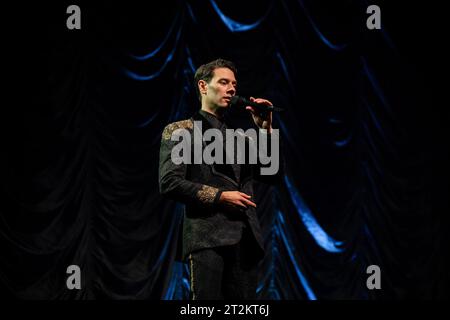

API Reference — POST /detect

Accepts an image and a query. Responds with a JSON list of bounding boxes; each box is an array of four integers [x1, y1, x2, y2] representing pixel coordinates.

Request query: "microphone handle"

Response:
[[246, 99, 284, 112]]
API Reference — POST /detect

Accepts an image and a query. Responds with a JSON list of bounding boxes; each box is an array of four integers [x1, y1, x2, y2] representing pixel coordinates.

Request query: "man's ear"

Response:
[[198, 80, 208, 95]]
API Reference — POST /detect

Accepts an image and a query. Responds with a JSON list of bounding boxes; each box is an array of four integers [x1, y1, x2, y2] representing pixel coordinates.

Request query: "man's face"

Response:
[[200, 67, 237, 110]]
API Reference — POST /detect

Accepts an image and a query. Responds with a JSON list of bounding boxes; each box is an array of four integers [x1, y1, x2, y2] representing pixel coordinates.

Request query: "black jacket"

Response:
[[159, 110, 283, 261]]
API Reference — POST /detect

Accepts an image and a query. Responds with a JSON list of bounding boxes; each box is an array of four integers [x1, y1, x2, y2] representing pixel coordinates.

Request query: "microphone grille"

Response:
[[230, 95, 244, 107]]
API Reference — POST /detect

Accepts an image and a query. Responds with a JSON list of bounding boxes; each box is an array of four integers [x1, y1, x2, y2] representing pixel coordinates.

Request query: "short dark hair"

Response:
[[194, 58, 237, 102]]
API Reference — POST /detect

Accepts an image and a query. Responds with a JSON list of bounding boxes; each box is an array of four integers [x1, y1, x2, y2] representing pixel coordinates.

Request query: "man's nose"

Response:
[[227, 86, 236, 95]]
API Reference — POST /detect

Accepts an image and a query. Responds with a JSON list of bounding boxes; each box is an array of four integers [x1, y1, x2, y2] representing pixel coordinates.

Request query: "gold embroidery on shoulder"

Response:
[[162, 120, 193, 140], [196, 185, 219, 204]]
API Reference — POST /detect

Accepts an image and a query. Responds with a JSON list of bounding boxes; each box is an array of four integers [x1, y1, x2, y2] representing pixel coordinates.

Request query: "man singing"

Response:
[[159, 58, 283, 299]]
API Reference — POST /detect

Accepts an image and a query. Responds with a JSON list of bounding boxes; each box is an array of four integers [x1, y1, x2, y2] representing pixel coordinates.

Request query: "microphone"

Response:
[[229, 96, 284, 112]]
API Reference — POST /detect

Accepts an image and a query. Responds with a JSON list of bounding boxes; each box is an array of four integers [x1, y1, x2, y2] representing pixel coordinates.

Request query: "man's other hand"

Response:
[[219, 191, 256, 210]]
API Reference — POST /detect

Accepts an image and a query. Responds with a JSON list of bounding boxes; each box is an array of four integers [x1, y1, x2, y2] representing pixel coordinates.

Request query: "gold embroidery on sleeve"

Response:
[[196, 185, 219, 204]]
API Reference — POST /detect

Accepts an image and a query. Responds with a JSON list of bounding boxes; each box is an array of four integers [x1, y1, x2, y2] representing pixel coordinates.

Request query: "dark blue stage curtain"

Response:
[[1, 1, 446, 299]]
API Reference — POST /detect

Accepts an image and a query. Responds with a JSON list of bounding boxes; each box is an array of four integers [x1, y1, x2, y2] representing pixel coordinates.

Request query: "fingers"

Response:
[[236, 192, 256, 208], [250, 96, 273, 106], [235, 199, 256, 209], [235, 200, 248, 209], [242, 198, 257, 208], [245, 106, 256, 113], [256, 99, 273, 106], [223, 191, 256, 210]]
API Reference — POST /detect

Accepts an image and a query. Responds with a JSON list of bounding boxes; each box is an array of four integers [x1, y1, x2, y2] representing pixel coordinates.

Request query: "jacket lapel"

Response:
[[191, 112, 239, 187]]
